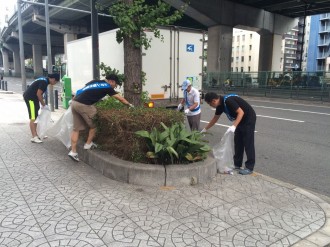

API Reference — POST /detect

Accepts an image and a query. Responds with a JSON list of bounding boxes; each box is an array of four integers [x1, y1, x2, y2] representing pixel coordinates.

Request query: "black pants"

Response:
[[234, 114, 256, 171]]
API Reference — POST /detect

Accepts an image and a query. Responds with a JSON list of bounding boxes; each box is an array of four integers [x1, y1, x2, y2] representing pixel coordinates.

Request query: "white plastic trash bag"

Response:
[[213, 131, 235, 173], [46, 106, 73, 149], [36, 108, 52, 139]]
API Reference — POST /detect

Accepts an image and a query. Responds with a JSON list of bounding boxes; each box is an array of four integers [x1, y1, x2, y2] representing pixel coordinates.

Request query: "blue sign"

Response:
[[186, 44, 194, 52]]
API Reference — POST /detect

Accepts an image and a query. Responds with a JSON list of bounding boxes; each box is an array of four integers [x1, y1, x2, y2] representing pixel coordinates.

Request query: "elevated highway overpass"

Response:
[[1, 0, 330, 77]]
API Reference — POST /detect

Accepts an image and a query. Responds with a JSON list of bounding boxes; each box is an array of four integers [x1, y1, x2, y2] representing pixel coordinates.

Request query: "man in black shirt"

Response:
[[202, 92, 256, 175], [68, 74, 133, 162], [23, 73, 60, 143]]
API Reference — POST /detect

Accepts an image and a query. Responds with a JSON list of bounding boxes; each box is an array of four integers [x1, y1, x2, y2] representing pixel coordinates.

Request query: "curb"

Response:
[[77, 144, 217, 187], [256, 173, 330, 247]]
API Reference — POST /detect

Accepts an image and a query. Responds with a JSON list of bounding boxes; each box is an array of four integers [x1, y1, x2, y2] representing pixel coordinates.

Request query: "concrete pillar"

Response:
[[271, 34, 282, 71], [10, 45, 21, 77], [207, 25, 233, 72], [32, 44, 43, 77], [258, 32, 282, 71], [63, 33, 77, 61], [1, 49, 10, 75]]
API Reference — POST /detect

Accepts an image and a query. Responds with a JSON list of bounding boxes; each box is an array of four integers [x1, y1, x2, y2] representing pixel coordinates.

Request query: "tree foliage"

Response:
[[107, 0, 187, 105], [109, 0, 186, 50]]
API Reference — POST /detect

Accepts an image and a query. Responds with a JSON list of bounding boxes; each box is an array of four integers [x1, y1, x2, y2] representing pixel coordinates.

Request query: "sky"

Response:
[[0, 0, 17, 29]]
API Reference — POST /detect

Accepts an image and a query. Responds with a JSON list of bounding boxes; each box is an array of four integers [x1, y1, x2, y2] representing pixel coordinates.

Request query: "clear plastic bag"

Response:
[[46, 106, 73, 149], [213, 131, 235, 173], [36, 108, 52, 139]]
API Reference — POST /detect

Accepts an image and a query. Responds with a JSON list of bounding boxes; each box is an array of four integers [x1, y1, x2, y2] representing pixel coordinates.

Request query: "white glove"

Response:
[[177, 103, 183, 110], [200, 128, 207, 133], [226, 125, 236, 133], [128, 103, 134, 108], [42, 105, 50, 111], [184, 109, 190, 114]]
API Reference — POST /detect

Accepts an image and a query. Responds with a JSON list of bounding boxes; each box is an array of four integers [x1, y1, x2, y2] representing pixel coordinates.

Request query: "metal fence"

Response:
[[202, 71, 330, 102]]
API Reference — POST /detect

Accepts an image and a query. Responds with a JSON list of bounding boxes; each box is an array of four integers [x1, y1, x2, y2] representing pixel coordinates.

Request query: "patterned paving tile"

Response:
[[0, 111, 328, 247], [206, 187, 249, 203], [184, 191, 228, 210], [232, 196, 277, 217], [145, 220, 205, 247], [207, 217, 292, 247], [156, 197, 205, 220], [97, 215, 161, 246], [0, 231, 40, 247], [293, 218, 325, 239], [281, 200, 325, 222], [126, 205, 177, 232], [178, 211, 232, 239], [206, 202, 257, 226], [260, 208, 315, 233]]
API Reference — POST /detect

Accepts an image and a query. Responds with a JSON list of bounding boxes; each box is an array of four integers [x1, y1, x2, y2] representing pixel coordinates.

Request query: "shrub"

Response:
[[136, 122, 211, 165], [93, 97, 184, 163], [93, 97, 211, 164]]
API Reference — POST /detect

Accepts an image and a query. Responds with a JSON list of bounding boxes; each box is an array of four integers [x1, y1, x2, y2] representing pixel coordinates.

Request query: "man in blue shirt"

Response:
[[68, 74, 133, 162], [23, 73, 60, 143], [202, 92, 256, 175]]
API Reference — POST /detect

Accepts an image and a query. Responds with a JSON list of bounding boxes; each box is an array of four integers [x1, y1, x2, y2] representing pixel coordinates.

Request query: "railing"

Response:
[[202, 71, 330, 102]]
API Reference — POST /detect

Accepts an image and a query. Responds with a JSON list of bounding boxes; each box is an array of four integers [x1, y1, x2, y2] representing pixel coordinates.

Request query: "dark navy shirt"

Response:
[[23, 77, 49, 100], [215, 95, 256, 124], [74, 80, 118, 105]]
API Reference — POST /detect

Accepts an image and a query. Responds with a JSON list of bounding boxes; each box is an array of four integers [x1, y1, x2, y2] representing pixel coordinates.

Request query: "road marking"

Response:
[[200, 120, 258, 132], [201, 120, 229, 128], [248, 98, 330, 109], [252, 105, 330, 116], [256, 115, 305, 122]]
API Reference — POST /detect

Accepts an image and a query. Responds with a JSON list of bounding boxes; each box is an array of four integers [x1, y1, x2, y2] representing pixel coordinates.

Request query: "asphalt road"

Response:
[[200, 97, 330, 198], [4, 77, 330, 198]]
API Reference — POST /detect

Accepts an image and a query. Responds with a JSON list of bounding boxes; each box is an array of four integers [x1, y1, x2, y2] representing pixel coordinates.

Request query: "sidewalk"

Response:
[[0, 88, 330, 247]]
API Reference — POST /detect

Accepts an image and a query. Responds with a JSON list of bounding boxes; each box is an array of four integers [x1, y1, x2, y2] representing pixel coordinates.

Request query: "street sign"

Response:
[[186, 44, 194, 52]]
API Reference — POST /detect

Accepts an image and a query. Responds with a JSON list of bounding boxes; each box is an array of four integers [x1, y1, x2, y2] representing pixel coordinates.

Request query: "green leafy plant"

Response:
[[109, 0, 187, 49], [106, 0, 187, 106], [135, 122, 210, 165], [98, 62, 125, 82], [96, 96, 125, 109]]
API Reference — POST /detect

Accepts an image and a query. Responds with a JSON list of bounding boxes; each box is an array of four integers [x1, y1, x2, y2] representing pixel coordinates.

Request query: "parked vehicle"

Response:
[[66, 26, 206, 99]]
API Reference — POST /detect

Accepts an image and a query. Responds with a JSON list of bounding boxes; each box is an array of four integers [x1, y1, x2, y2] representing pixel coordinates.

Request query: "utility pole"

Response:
[[91, 0, 99, 79], [17, 0, 26, 91], [45, 0, 54, 111]]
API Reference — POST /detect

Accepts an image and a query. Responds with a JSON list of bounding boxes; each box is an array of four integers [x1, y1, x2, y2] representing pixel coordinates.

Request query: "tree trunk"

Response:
[[123, 0, 142, 106]]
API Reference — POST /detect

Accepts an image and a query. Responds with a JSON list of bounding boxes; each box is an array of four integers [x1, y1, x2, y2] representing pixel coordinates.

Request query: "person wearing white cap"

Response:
[[177, 79, 201, 131]]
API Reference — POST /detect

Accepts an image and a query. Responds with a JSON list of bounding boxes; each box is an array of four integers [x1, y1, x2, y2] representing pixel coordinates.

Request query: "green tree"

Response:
[[109, 0, 186, 106]]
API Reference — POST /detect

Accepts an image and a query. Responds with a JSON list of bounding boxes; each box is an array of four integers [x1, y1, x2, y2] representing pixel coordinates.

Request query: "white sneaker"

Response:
[[31, 136, 43, 143], [68, 151, 79, 162], [84, 142, 97, 150]]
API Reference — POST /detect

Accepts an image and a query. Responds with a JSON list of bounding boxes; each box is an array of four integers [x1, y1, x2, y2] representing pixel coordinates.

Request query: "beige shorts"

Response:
[[71, 101, 97, 131]]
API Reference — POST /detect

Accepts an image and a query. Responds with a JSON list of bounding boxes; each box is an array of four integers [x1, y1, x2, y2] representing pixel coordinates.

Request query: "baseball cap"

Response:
[[106, 74, 122, 86], [181, 79, 192, 90]]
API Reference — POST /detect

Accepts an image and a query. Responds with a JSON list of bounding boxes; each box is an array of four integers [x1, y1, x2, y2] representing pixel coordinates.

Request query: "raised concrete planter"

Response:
[[78, 145, 217, 187]]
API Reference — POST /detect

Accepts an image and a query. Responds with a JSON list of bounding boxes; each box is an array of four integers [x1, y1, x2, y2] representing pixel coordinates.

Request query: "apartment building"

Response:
[[231, 28, 260, 72], [307, 13, 330, 72]]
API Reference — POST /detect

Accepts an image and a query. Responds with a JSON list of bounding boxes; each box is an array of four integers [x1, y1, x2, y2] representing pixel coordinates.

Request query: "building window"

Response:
[[236, 67, 238, 72], [237, 36, 240, 42], [249, 45, 252, 50], [231, 57, 233, 62], [250, 34, 252, 39], [249, 56, 251, 61], [242, 35, 245, 41], [241, 56, 244, 62], [242, 45, 244, 51], [231, 67, 233, 72], [241, 67, 244, 72], [236, 57, 239, 62], [248, 66, 251, 72]]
